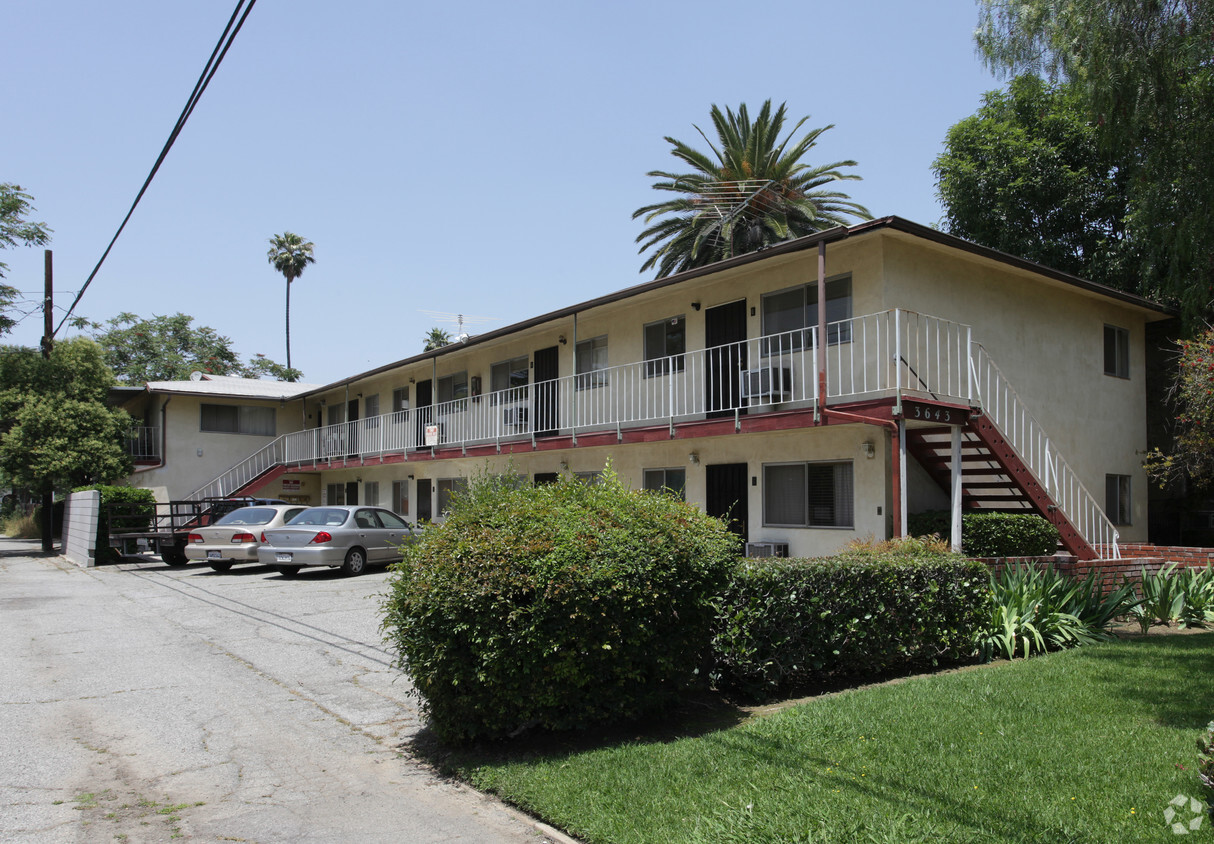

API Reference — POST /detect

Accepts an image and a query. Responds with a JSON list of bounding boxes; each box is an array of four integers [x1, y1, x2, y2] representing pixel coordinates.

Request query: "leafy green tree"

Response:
[[423, 327, 451, 351], [974, 0, 1214, 320], [632, 100, 871, 278], [1145, 327, 1214, 490], [933, 75, 1134, 291], [85, 312, 301, 383], [0, 339, 133, 548], [0, 184, 52, 335], [266, 232, 315, 375]]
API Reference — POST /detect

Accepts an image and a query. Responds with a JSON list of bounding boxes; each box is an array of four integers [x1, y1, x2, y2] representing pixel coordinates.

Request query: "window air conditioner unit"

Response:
[[744, 541, 790, 558], [740, 367, 792, 401], [502, 406, 529, 427]]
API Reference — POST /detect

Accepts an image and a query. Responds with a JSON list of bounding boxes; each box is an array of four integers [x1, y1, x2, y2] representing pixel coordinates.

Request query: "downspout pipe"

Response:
[[820, 406, 903, 539], [157, 395, 171, 470]]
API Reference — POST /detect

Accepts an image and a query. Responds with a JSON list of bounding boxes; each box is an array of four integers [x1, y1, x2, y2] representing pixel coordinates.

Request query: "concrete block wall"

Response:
[[62, 490, 100, 568]]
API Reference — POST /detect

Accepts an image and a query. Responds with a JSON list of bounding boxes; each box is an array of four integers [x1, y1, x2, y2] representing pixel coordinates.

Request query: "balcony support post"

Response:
[[950, 424, 963, 552], [816, 241, 827, 409]]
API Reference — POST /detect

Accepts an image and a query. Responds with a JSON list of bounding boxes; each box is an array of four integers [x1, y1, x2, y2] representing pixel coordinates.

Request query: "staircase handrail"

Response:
[[184, 436, 287, 502], [970, 343, 1120, 558]]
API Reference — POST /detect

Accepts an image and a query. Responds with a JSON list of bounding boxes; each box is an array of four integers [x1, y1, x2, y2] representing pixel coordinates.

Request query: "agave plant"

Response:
[[1177, 565, 1214, 628], [1127, 564, 1189, 633], [975, 564, 1107, 661]]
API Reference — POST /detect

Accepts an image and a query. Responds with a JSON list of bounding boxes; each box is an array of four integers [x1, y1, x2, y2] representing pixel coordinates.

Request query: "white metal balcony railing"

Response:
[[182, 308, 1118, 556], [969, 344, 1120, 557], [126, 426, 161, 461]]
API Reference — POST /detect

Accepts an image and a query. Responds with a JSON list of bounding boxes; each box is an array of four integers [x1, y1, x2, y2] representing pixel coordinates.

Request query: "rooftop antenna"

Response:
[[418, 310, 497, 342]]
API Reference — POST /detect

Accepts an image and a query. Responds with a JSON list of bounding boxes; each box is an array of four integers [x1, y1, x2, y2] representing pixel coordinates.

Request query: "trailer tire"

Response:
[[161, 548, 189, 566]]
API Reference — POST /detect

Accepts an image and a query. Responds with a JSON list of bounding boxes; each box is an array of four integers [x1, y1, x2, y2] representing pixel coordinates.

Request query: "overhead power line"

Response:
[[54, 0, 258, 337]]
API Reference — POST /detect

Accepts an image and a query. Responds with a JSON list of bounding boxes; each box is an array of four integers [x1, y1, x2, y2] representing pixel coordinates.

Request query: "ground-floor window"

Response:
[[643, 467, 686, 500], [325, 483, 344, 506], [436, 477, 468, 515], [363, 481, 379, 507], [1105, 473, 1131, 525], [763, 460, 854, 528], [391, 479, 409, 517]]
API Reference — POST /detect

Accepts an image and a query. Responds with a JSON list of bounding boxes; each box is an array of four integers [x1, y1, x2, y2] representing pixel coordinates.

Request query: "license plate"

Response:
[[275, 553, 293, 563], [207, 551, 221, 560]]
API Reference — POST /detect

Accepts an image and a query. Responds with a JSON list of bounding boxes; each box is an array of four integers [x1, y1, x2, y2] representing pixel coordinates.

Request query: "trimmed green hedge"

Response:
[[908, 510, 1060, 557], [711, 539, 991, 702], [382, 468, 738, 742], [74, 484, 155, 562]]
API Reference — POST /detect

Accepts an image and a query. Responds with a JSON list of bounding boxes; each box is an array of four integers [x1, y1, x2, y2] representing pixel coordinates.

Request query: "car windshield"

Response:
[[288, 508, 350, 527], [215, 507, 278, 526]]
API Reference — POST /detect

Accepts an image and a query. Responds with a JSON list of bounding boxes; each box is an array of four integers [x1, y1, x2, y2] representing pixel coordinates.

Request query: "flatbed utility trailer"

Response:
[[106, 497, 286, 565]]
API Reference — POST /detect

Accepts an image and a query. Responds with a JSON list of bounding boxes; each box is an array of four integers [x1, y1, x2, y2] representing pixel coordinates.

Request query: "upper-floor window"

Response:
[[437, 371, 468, 412], [491, 355, 529, 404], [326, 403, 344, 426], [392, 386, 409, 413], [644, 315, 685, 377], [1104, 325, 1129, 378], [200, 404, 276, 436], [576, 335, 609, 390], [364, 394, 380, 418], [763, 460, 854, 528], [761, 276, 852, 353]]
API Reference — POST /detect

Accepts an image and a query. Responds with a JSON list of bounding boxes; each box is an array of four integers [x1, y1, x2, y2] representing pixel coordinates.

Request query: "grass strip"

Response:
[[436, 633, 1214, 843]]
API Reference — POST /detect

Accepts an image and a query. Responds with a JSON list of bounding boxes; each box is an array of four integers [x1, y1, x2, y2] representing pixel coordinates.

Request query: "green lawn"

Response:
[[431, 633, 1214, 843]]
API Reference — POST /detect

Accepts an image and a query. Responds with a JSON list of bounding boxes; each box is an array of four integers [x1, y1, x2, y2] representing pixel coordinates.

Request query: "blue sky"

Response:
[[4, 1, 1001, 386]]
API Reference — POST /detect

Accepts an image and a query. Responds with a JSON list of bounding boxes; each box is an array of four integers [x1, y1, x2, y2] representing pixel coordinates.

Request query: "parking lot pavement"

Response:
[[0, 539, 551, 843]]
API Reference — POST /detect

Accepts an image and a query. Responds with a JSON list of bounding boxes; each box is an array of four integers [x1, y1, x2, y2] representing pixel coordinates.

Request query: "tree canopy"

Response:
[[933, 75, 1134, 291], [423, 327, 452, 351], [0, 338, 132, 494], [974, 0, 1214, 320], [0, 184, 52, 336], [86, 312, 301, 383], [633, 100, 870, 278]]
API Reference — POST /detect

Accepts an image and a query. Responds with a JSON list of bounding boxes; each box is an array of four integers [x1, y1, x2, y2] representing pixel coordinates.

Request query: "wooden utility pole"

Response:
[[40, 250, 54, 553]]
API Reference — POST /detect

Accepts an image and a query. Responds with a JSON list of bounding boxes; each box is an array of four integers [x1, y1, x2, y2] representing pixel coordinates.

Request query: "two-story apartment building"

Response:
[[122, 217, 1173, 559]]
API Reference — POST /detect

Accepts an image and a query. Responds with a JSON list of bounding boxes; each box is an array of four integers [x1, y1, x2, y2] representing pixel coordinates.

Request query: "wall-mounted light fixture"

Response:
[[691, 301, 701, 311], [688, 451, 700, 465], [558, 334, 567, 345], [409, 376, 415, 384], [559, 460, 569, 472], [861, 441, 876, 459], [356, 476, 362, 483], [196, 448, 204, 457], [407, 474, 414, 481]]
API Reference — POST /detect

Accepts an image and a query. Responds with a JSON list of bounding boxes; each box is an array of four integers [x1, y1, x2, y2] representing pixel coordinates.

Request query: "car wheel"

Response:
[[161, 547, 188, 567], [209, 562, 233, 572], [274, 565, 300, 577], [341, 547, 367, 576]]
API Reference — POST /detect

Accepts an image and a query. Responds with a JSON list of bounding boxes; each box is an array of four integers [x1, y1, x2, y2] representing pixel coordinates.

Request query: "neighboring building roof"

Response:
[[296, 215, 1180, 398], [140, 373, 323, 400]]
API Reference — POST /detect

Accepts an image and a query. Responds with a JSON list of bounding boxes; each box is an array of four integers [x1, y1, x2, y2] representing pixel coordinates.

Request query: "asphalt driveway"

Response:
[[0, 538, 550, 843]]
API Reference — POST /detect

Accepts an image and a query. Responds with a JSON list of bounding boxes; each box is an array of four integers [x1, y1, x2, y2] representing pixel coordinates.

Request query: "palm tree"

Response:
[[423, 327, 452, 351], [266, 232, 315, 377], [633, 100, 872, 278]]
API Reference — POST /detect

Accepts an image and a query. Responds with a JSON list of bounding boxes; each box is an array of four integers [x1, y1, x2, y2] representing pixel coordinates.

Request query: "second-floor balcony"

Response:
[[126, 426, 162, 462], [286, 309, 972, 464]]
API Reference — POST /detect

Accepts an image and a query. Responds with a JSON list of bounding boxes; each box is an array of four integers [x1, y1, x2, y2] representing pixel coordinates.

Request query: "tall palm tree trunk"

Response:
[[285, 276, 292, 371]]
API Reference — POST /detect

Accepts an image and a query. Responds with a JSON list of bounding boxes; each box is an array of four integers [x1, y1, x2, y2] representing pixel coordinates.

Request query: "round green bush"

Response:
[[382, 468, 738, 742]]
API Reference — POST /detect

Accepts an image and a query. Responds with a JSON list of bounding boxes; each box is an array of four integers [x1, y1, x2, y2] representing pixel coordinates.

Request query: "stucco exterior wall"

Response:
[[130, 394, 307, 502], [874, 232, 1156, 540]]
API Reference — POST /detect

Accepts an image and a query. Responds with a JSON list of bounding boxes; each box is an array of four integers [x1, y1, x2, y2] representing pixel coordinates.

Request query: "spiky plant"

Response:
[[632, 100, 871, 278]]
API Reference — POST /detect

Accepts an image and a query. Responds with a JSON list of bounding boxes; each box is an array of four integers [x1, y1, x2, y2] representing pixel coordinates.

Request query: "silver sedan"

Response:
[[184, 505, 309, 571], [256, 506, 421, 576]]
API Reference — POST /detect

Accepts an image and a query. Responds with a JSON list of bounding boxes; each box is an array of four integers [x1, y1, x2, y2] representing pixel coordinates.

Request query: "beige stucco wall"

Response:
[[874, 231, 1157, 540], [130, 394, 307, 502]]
